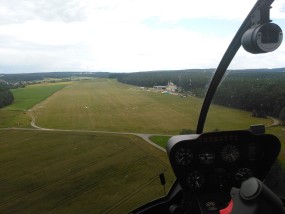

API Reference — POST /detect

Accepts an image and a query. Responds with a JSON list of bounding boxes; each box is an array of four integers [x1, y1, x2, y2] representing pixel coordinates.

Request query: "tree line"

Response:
[[109, 69, 214, 96], [213, 71, 285, 119], [0, 72, 109, 82], [111, 68, 285, 122], [0, 83, 14, 108]]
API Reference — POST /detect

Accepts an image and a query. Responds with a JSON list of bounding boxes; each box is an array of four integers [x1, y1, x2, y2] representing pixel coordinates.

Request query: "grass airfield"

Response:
[[0, 78, 278, 213], [32, 79, 270, 134]]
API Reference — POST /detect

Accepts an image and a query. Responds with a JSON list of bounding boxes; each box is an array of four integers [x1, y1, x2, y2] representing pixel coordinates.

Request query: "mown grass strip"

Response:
[[34, 79, 272, 134], [5, 83, 70, 111]]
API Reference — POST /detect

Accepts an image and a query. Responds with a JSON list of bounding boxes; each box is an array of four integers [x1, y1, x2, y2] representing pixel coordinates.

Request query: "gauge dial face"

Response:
[[235, 167, 253, 183], [175, 147, 193, 166], [187, 170, 205, 189], [198, 151, 216, 164], [221, 144, 240, 163]]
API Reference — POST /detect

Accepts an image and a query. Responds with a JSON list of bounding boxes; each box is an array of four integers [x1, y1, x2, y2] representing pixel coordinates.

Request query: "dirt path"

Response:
[[266, 116, 281, 127], [24, 112, 281, 152], [10, 111, 167, 153]]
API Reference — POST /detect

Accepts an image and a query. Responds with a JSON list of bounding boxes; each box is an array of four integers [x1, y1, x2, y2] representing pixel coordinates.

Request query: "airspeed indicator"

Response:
[[175, 147, 193, 166]]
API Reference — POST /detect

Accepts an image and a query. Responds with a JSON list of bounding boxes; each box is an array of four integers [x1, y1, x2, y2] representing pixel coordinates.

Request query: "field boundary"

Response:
[[22, 108, 166, 152], [1, 125, 167, 153]]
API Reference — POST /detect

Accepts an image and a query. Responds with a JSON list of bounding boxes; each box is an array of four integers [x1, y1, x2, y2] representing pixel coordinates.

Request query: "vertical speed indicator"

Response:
[[221, 144, 240, 163]]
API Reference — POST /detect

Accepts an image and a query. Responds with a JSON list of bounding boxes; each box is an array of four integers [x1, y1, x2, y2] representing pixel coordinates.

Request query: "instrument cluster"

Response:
[[167, 130, 280, 195]]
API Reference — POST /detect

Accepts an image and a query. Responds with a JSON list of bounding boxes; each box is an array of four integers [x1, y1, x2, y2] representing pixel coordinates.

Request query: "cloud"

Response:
[[272, 0, 285, 19], [0, 0, 87, 25], [1, 0, 284, 25], [0, 0, 284, 73]]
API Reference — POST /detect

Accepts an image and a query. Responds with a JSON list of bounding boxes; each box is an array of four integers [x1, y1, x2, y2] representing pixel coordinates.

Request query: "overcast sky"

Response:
[[0, 0, 284, 73]]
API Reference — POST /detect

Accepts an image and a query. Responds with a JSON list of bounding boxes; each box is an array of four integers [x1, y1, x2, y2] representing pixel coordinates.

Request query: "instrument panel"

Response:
[[167, 130, 280, 195]]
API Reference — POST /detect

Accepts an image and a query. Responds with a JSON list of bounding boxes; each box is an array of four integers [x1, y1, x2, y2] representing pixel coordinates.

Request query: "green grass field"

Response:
[[149, 135, 172, 148], [0, 82, 70, 128], [6, 82, 70, 111], [1, 78, 283, 213], [0, 130, 175, 213], [32, 79, 271, 134]]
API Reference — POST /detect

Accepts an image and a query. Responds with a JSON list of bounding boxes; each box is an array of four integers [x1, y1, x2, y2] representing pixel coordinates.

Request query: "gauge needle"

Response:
[[236, 173, 243, 177]]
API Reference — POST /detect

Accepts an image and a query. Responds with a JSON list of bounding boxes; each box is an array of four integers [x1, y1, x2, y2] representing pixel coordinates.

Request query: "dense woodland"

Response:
[[110, 68, 285, 121], [0, 82, 14, 108], [110, 69, 214, 96], [214, 71, 285, 119]]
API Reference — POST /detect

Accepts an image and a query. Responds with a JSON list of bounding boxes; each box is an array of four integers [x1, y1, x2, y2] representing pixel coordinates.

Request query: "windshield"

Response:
[[0, 0, 284, 213], [208, 57, 285, 199]]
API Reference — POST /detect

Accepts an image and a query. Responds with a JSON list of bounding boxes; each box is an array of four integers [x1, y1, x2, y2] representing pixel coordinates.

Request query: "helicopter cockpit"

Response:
[[130, 0, 284, 213]]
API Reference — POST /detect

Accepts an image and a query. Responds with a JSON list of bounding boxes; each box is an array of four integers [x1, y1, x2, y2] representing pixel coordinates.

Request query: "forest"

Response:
[[110, 69, 215, 97], [213, 71, 285, 119], [0, 82, 14, 108], [110, 68, 285, 121]]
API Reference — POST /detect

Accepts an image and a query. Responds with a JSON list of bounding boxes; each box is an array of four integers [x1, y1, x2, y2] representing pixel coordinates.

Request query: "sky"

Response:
[[0, 0, 284, 73]]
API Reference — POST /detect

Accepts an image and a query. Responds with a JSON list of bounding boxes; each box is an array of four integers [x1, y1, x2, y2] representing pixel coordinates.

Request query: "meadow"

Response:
[[0, 130, 175, 213], [6, 82, 70, 111], [0, 82, 70, 128], [0, 78, 282, 213], [32, 79, 271, 134]]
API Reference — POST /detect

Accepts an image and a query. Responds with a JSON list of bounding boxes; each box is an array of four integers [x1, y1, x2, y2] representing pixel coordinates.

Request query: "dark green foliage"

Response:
[[213, 70, 285, 118], [110, 69, 214, 96], [111, 68, 285, 120], [0, 82, 14, 108], [149, 135, 172, 148]]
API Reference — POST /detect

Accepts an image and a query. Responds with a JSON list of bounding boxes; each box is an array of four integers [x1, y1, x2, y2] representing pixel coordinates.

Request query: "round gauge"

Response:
[[175, 147, 193, 166], [187, 170, 205, 189], [221, 144, 240, 163], [198, 151, 216, 164], [235, 168, 253, 183]]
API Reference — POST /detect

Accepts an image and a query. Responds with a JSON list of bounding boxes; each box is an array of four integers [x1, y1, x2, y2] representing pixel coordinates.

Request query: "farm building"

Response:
[[153, 86, 166, 90], [154, 82, 177, 92], [166, 82, 177, 92]]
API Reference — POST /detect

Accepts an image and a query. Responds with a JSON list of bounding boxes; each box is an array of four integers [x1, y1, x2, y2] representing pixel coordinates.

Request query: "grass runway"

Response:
[[0, 78, 281, 213], [32, 79, 271, 134]]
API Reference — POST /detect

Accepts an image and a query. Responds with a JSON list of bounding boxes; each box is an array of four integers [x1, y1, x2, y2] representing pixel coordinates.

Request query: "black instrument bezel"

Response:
[[167, 130, 281, 195]]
